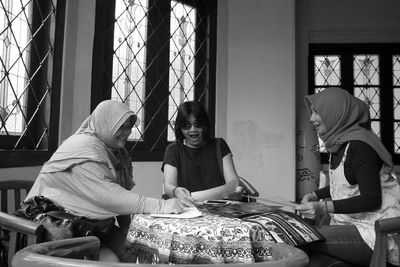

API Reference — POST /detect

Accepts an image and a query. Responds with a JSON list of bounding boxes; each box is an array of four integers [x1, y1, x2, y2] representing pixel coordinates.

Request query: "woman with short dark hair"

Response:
[[162, 101, 243, 202]]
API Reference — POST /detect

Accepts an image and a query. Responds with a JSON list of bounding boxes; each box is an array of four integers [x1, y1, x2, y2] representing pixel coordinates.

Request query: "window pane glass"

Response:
[[314, 55, 341, 86], [371, 121, 380, 137], [394, 88, 400, 120], [354, 87, 380, 120], [168, 1, 196, 141], [0, 1, 31, 135], [394, 56, 400, 154], [394, 55, 400, 86], [354, 55, 379, 85], [354, 87, 380, 137], [313, 54, 341, 154], [354, 55, 381, 138], [394, 122, 400, 154], [112, 0, 148, 141]]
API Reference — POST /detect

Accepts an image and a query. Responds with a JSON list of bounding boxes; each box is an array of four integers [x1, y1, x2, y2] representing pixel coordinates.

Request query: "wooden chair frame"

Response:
[[0, 211, 45, 266], [0, 180, 44, 266], [0, 180, 33, 213], [370, 216, 400, 267]]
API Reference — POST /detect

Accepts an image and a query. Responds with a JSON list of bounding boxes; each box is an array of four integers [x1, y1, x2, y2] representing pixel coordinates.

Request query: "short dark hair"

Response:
[[174, 101, 211, 142]]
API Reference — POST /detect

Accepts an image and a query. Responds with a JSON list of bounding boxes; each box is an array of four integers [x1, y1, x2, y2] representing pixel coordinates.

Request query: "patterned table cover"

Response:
[[126, 206, 322, 264]]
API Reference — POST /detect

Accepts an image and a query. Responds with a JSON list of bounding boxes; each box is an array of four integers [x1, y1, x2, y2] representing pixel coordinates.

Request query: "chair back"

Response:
[[370, 216, 400, 267], [0, 180, 33, 214], [12, 236, 309, 267], [0, 180, 42, 267], [0, 212, 45, 266]]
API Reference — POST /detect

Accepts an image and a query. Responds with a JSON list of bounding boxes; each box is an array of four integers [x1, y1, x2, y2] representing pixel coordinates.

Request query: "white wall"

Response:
[[216, 0, 296, 200], [59, 0, 95, 142]]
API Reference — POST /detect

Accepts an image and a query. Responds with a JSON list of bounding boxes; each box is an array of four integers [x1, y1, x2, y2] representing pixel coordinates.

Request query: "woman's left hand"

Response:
[[173, 187, 195, 206], [226, 185, 244, 200]]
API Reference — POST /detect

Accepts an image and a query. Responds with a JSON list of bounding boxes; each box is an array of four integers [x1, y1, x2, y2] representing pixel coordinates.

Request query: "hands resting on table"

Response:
[[166, 185, 335, 219], [165, 181, 244, 214], [295, 192, 334, 220], [162, 198, 193, 214]]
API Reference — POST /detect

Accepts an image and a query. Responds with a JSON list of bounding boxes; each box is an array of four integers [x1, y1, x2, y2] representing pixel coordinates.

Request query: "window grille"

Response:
[[309, 44, 400, 164], [92, 0, 217, 161], [393, 55, 400, 154], [0, 0, 65, 167]]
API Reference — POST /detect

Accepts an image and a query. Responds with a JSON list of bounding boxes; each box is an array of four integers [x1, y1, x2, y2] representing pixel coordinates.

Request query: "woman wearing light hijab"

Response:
[[295, 87, 400, 266], [22, 100, 189, 262]]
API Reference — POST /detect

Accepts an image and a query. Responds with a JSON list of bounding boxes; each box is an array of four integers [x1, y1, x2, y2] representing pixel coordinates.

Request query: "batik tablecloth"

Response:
[[126, 207, 323, 264]]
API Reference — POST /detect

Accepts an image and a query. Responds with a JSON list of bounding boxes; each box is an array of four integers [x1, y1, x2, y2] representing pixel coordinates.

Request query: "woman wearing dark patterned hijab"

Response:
[[296, 87, 400, 266]]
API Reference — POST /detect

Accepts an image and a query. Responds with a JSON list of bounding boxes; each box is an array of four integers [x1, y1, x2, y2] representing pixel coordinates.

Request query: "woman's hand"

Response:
[[162, 198, 190, 214], [173, 187, 195, 206], [301, 192, 318, 203], [295, 201, 327, 220], [226, 185, 244, 200]]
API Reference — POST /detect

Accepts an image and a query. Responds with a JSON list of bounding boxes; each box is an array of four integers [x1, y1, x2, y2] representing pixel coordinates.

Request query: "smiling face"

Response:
[[310, 105, 327, 136], [114, 116, 136, 148], [181, 114, 205, 148]]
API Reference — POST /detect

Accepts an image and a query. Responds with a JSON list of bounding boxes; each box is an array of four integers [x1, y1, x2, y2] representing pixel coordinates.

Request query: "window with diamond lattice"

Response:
[[0, 0, 65, 167], [92, 0, 216, 161], [309, 44, 400, 164]]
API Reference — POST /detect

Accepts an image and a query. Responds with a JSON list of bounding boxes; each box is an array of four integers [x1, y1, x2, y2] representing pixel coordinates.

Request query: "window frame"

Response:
[[91, 0, 217, 161], [309, 43, 400, 165], [0, 0, 66, 168]]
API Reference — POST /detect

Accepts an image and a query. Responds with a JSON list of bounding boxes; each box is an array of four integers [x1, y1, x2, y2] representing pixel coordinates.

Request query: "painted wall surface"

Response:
[[217, 0, 296, 200], [59, 0, 95, 142]]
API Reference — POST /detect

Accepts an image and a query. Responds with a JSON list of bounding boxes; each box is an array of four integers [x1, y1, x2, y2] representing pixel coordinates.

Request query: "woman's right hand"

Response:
[[301, 192, 318, 203], [173, 187, 195, 206], [162, 198, 189, 214], [295, 201, 325, 220]]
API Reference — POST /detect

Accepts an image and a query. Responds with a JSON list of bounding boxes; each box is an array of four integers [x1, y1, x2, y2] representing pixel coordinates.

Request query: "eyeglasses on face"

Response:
[[181, 121, 204, 130]]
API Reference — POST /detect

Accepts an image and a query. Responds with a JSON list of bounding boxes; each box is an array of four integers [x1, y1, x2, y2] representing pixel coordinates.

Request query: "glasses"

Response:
[[181, 121, 204, 130]]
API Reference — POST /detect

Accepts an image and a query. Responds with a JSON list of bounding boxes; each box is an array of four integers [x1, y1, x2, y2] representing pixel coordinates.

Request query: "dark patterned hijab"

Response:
[[304, 87, 393, 173]]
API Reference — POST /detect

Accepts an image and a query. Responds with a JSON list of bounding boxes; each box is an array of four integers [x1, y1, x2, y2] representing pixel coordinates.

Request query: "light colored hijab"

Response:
[[304, 87, 393, 173], [41, 100, 136, 190]]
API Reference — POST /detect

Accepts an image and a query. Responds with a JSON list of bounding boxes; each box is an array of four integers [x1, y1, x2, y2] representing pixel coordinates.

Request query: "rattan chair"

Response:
[[11, 236, 309, 267], [0, 180, 45, 267]]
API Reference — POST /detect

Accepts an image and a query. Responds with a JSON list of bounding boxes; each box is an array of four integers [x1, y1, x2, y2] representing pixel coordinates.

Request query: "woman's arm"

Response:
[[163, 164, 194, 203], [332, 141, 382, 213], [314, 186, 331, 199], [72, 162, 166, 215], [191, 153, 239, 201], [163, 163, 179, 197]]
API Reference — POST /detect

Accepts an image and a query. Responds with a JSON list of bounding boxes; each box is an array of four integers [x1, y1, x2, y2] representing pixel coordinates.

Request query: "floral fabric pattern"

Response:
[[126, 208, 322, 264]]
